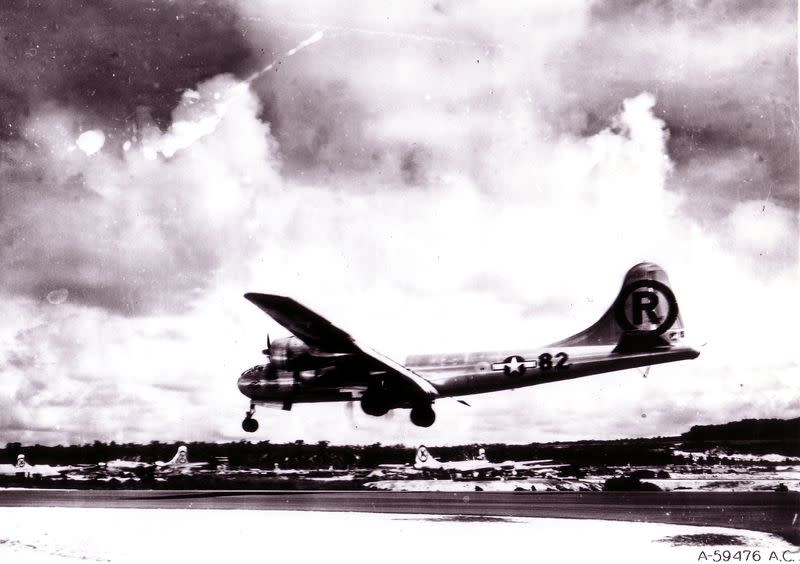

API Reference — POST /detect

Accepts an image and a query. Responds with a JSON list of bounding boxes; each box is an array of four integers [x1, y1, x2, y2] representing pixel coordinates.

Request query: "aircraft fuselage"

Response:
[[238, 342, 699, 407]]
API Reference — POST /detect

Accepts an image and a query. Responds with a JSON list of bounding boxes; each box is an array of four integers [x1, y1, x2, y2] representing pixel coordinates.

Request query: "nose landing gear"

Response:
[[242, 403, 259, 433]]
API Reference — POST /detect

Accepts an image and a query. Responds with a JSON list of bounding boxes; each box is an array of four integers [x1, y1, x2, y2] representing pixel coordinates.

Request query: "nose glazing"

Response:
[[238, 368, 259, 395]]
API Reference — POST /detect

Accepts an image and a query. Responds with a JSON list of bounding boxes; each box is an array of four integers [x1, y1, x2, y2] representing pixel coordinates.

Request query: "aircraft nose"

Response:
[[238, 371, 258, 395]]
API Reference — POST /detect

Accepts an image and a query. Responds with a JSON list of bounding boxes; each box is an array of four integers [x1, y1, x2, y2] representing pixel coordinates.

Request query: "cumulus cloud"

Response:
[[0, 74, 280, 315], [563, 0, 798, 213], [0, 0, 796, 445]]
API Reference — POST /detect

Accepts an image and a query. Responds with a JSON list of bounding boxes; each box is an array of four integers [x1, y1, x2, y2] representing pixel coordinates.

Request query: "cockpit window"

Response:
[[241, 364, 269, 378]]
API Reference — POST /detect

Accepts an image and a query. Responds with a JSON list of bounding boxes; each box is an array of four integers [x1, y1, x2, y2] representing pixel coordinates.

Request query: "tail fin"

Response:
[[163, 445, 189, 466], [415, 446, 436, 467], [550, 262, 686, 352]]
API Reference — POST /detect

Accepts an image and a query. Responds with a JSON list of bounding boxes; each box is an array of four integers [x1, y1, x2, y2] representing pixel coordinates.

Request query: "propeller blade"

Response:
[[262, 334, 271, 356], [344, 401, 357, 428]]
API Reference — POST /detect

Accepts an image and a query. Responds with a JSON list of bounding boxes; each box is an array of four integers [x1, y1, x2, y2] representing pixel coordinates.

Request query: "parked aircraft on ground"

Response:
[[0, 454, 76, 478], [103, 445, 206, 475], [238, 262, 699, 430], [413, 446, 560, 477], [154, 445, 208, 474]]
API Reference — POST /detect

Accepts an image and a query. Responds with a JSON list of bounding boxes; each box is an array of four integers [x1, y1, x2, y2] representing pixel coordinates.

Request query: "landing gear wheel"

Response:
[[242, 417, 259, 433], [410, 404, 436, 427], [360, 392, 390, 417], [242, 402, 258, 432]]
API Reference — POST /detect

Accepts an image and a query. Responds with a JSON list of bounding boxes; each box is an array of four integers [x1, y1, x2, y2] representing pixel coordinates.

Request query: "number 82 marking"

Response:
[[538, 352, 570, 371]]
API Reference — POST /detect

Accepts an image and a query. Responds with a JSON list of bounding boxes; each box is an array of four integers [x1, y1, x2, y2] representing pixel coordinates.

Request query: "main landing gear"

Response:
[[242, 403, 259, 433], [360, 391, 390, 417], [361, 391, 437, 427], [410, 404, 436, 428]]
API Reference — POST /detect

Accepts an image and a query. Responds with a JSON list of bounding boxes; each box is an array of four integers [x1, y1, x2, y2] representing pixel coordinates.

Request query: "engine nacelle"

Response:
[[267, 336, 313, 370]]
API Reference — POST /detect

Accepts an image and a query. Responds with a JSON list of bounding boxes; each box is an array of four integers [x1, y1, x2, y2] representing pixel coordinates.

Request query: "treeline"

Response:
[[0, 440, 412, 470], [679, 417, 800, 456], [0, 437, 678, 469], [2, 417, 796, 469], [428, 438, 678, 467], [682, 418, 799, 442]]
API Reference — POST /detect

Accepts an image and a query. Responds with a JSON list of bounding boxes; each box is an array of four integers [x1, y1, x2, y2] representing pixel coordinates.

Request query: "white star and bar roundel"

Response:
[[491, 355, 538, 376]]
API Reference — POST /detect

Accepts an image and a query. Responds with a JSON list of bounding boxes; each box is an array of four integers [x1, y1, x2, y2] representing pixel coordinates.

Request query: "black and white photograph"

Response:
[[0, 1, 797, 562]]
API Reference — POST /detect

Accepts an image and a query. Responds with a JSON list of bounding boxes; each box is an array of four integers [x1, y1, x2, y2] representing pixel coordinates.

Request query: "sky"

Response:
[[0, 0, 797, 447]]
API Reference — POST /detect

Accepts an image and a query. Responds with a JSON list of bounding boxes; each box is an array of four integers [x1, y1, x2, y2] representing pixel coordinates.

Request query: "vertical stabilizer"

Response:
[[414, 446, 441, 469], [550, 262, 686, 352], [158, 445, 189, 467]]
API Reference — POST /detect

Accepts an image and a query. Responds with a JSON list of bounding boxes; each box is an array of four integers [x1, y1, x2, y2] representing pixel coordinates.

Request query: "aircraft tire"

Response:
[[410, 405, 436, 427], [360, 393, 390, 417], [242, 417, 259, 433]]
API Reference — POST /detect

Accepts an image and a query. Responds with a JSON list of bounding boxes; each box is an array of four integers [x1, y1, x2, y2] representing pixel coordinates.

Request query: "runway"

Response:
[[1, 489, 797, 544]]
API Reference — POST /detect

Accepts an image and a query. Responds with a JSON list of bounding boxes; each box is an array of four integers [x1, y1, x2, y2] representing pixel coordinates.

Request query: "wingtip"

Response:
[[244, 292, 286, 303], [244, 293, 302, 315]]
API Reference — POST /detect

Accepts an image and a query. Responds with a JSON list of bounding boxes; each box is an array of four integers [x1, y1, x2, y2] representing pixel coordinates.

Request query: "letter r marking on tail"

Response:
[[632, 290, 660, 325], [614, 279, 678, 335]]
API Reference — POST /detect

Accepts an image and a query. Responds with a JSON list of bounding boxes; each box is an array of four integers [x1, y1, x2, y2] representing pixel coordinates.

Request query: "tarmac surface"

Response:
[[1, 489, 798, 544]]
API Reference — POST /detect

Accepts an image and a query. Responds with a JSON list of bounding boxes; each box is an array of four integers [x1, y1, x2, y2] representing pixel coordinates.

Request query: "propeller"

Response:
[[345, 400, 357, 428], [344, 397, 398, 430], [262, 334, 271, 356]]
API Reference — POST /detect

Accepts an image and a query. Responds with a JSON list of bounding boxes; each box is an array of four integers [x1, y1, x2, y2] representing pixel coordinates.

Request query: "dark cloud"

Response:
[[256, 77, 375, 179], [590, 0, 792, 22], [237, 1, 797, 215], [237, 15, 501, 189], [399, 144, 432, 186], [558, 0, 798, 211], [0, 0, 254, 137]]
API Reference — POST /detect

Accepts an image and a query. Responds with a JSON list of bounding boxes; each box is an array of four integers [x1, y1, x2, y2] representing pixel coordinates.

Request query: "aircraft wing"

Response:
[[0, 464, 20, 475], [514, 459, 555, 468], [355, 344, 438, 398], [244, 293, 438, 400], [245, 293, 358, 353]]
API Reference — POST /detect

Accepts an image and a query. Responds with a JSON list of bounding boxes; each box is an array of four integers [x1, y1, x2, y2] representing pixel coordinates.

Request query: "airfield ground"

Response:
[[2, 427, 797, 561], [0, 502, 796, 564], [0, 489, 797, 544]]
